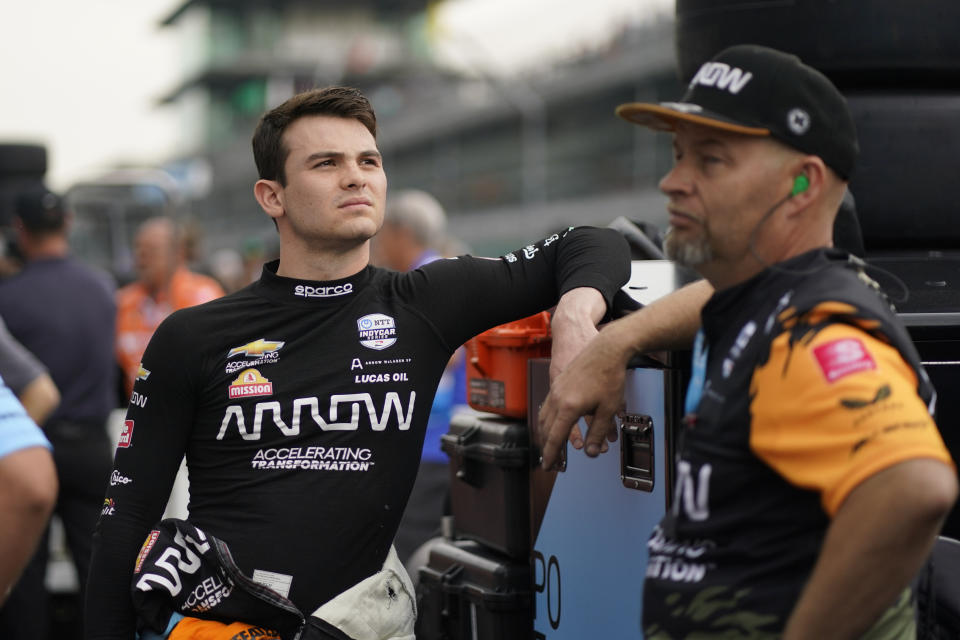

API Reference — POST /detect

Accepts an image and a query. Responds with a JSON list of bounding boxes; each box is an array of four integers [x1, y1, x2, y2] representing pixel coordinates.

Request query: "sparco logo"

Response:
[[295, 283, 353, 298]]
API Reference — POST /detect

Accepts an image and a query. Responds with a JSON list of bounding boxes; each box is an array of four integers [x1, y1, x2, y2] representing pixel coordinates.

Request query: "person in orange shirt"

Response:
[[116, 217, 225, 399]]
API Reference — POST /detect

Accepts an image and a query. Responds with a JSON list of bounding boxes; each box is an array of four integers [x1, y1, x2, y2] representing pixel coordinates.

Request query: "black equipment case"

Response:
[[415, 538, 533, 640], [440, 412, 531, 559]]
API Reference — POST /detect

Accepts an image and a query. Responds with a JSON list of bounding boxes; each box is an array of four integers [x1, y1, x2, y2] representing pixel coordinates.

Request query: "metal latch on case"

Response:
[[618, 412, 654, 492], [453, 424, 480, 485]]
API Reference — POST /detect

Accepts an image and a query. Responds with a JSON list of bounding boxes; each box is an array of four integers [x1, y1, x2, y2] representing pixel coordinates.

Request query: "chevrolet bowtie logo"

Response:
[[228, 339, 285, 358]]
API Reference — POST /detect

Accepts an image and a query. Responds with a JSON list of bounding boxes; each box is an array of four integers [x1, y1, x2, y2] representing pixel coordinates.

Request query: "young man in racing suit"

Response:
[[85, 86, 630, 639], [538, 45, 957, 638]]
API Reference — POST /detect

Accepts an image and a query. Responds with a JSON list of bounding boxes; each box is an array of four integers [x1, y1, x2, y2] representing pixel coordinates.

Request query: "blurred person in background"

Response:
[[179, 219, 206, 271], [0, 314, 59, 425], [115, 217, 225, 399], [208, 247, 248, 294], [240, 234, 274, 286], [373, 189, 446, 272], [372, 189, 468, 573], [0, 187, 116, 638], [0, 374, 58, 606]]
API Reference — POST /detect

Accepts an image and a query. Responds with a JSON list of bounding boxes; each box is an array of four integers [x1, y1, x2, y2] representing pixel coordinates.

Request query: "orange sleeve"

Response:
[[168, 617, 281, 640], [171, 270, 225, 309], [187, 274, 225, 305], [115, 284, 149, 399], [750, 323, 954, 516]]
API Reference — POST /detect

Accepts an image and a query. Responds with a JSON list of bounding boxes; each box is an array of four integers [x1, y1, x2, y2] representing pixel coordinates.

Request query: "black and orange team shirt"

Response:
[[643, 248, 954, 639], [84, 227, 629, 640]]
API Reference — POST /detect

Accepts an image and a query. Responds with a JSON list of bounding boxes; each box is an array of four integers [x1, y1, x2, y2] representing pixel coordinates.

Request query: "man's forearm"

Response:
[[550, 287, 608, 377], [18, 374, 60, 425], [552, 287, 607, 334], [784, 459, 958, 639], [607, 278, 711, 356], [0, 446, 57, 602], [549, 277, 707, 376]]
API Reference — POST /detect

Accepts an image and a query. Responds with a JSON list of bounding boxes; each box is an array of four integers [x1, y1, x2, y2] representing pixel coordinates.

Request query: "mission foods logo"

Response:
[[228, 368, 274, 399], [357, 313, 397, 350]]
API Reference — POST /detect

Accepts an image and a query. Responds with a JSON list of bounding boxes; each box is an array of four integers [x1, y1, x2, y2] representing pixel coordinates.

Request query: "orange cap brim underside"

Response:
[[616, 103, 771, 137]]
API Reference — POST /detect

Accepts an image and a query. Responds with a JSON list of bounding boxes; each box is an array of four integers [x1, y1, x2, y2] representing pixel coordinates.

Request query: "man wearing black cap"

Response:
[[0, 187, 117, 637], [539, 45, 956, 638]]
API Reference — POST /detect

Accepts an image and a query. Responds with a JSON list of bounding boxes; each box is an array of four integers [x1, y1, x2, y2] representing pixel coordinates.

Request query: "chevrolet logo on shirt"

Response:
[[228, 339, 286, 358]]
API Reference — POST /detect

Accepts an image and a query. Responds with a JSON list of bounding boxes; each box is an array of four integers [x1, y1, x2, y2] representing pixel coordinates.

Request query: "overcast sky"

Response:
[[0, 0, 673, 191]]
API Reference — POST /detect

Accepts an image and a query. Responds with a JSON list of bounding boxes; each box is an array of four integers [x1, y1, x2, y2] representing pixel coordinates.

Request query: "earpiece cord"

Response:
[[747, 193, 911, 306], [851, 256, 911, 306]]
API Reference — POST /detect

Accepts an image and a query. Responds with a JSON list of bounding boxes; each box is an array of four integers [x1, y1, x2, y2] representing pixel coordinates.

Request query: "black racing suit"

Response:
[[86, 227, 629, 638]]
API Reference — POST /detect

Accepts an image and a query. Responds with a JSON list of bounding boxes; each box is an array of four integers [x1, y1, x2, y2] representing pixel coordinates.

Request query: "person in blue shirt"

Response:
[[0, 373, 57, 603]]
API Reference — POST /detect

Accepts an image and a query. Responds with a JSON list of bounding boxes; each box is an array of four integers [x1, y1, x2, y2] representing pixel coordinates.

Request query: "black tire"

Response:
[[675, 0, 960, 88], [0, 144, 47, 178], [833, 190, 864, 258], [845, 91, 960, 250]]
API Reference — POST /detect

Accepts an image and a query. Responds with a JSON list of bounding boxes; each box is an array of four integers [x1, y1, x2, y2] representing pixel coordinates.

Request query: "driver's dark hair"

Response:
[[252, 86, 377, 186]]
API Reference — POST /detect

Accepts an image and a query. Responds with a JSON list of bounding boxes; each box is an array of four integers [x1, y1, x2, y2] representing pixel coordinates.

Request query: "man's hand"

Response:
[[539, 320, 636, 469], [539, 279, 712, 469], [545, 287, 610, 458], [549, 287, 607, 381], [18, 373, 59, 426]]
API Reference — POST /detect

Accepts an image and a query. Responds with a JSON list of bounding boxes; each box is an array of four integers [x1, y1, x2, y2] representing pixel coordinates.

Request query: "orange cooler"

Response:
[[466, 312, 552, 418]]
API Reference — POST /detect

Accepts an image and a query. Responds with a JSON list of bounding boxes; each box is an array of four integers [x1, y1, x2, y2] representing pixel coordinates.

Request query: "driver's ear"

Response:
[[254, 179, 284, 221]]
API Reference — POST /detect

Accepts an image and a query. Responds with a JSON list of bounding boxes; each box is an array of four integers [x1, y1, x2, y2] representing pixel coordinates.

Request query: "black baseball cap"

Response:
[[15, 186, 67, 232], [617, 44, 858, 179]]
